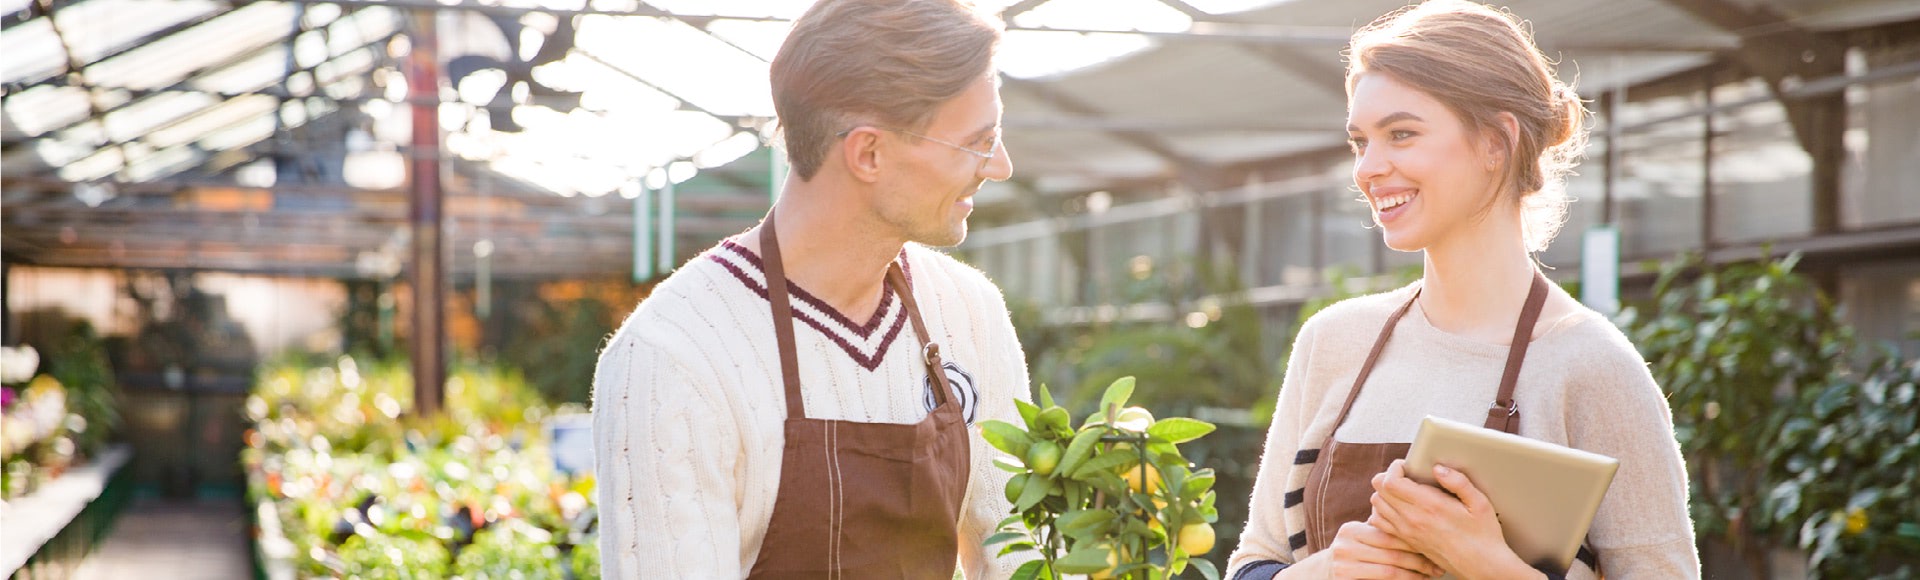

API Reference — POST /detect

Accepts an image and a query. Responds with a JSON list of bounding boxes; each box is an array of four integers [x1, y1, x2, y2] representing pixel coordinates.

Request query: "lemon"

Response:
[[1177, 522, 1216, 555], [1120, 462, 1161, 493], [1027, 440, 1063, 476]]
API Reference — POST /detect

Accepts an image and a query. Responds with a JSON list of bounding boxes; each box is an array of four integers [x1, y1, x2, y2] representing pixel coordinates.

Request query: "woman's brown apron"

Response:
[[1302, 272, 1550, 553], [746, 216, 972, 579]]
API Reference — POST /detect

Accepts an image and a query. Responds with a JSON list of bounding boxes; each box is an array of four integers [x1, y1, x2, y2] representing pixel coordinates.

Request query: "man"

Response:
[[591, 0, 1032, 577]]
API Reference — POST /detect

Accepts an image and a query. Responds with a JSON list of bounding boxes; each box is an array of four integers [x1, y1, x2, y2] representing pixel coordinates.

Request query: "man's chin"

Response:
[[913, 223, 968, 248]]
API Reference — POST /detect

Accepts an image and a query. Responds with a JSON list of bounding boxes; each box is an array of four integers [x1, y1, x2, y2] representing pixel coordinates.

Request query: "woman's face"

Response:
[[1346, 72, 1502, 252]]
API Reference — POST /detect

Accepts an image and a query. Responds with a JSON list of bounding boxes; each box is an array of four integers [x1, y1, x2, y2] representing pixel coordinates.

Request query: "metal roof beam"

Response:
[[1003, 78, 1224, 191]]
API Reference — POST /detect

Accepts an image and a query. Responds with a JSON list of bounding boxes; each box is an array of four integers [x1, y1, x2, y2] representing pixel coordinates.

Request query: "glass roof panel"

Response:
[[0, 19, 66, 84], [102, 91, 220, 143], [2, 85, 92, 137], [57, 0, 219, 64], [574, 14, 772, 117], [82, 2, 293, 90], [143, 95, 277, 150]]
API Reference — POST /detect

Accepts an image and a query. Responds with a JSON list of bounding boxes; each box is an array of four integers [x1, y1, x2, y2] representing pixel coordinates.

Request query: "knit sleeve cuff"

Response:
[[1231, 560, 1289, 580]]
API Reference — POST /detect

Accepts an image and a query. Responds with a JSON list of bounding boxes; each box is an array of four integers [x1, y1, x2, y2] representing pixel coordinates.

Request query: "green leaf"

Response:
[[984, 531, 1027, 547], [1015, 399, 1041, 432], [1053, 545, 1113, 574], [1070, 450, 1136, 480], [1146, 417, 1216, 444], [1182, 471, 1216, 498], [994, 458, 1027, 473], [982, 420, 1036, 458], [1038, 384, 1056, 410], [1016, 470, 1053, 512], [1057, 509, 1118, 539], [997, 542, 1036, 557], [1055, 427, 1105, 477], [1191, 558, 1221, 580], [1100, 377, 1135, 411], [1010, 559, 1047, 580], [1038, 407, 1072, 436]]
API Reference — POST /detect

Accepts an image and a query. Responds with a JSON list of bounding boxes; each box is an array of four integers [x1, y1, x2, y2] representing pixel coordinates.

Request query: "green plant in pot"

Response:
[[982, 377, 1221, 580]]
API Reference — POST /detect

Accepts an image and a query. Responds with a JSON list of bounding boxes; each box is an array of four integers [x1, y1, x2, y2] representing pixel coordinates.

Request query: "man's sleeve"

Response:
[[593, 335, 745, 577]]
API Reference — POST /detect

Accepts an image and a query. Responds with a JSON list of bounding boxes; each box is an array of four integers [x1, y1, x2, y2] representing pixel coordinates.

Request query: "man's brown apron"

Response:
[[746, 215, 972, 579], [1302, 272, 1550, 554]]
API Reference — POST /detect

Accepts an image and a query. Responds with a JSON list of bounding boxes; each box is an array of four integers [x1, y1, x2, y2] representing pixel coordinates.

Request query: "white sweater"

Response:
[[592, 239, 1033, 579], [1228, 284, 1699, 579]]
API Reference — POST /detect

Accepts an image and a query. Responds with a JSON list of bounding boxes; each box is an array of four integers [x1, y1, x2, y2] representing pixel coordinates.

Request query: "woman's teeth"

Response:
[[1377, 192, 1416, 210]]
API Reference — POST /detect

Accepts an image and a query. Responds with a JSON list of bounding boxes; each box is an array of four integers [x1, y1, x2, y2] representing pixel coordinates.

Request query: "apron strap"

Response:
[[887, 263, 952, 407], [760, 217, 807, 420], [1485, 271, 1552, 434], [1318, 286, 1423, 450]]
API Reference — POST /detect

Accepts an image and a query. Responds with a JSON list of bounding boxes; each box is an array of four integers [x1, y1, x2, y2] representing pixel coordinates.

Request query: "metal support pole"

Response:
[[1603, 88, 1621, 226], [634, 183, 653, 282], [1701, 68, 1716, 262], [656, 180, 676, 273], [406, 8, 444, 416]]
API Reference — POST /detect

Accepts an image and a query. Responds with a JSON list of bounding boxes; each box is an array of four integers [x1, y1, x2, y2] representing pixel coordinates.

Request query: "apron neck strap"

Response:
[[759, 213, 951, 420], [1486, 270, 1552, 433], [760, 217, 807, 419]]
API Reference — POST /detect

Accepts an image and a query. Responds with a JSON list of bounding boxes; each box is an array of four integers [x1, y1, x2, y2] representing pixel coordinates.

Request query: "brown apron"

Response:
[[1302, 272, 1550, 553], [747, 215, 972, 579]]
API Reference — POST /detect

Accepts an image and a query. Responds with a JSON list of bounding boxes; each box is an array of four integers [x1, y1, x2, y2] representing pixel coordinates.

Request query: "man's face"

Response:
[[874, 74, 1012, 248]]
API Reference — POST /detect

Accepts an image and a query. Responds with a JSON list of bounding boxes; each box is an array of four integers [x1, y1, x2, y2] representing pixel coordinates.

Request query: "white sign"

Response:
[[1582, 226, 1620, 315]]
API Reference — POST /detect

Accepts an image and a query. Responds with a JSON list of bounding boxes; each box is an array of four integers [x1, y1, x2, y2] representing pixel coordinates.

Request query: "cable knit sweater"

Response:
[[591, 239, 1033, 579], [1227, 283, 1699, 579]]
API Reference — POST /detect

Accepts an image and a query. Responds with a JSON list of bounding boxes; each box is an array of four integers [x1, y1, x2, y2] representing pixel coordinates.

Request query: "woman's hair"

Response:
[[1345, 0, 1588, 252], [770, 0, 1003, 181]]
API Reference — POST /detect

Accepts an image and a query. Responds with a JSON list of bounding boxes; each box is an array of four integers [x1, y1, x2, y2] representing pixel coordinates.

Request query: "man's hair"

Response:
[[770, 0, 1003, 181], [1347, 0, 1589, 252]]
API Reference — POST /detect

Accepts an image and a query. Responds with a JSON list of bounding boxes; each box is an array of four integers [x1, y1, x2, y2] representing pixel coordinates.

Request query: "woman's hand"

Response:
[[1368, 459, 1543, 580], [1283, 520, 1444, 579]]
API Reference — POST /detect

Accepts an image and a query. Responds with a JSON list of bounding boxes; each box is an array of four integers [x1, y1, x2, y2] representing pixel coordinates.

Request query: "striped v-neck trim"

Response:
[[710, 240, 914, 371]]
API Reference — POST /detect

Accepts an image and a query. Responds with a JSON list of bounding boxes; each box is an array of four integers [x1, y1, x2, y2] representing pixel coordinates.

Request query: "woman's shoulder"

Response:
[[1299, 281, 1420, 336]]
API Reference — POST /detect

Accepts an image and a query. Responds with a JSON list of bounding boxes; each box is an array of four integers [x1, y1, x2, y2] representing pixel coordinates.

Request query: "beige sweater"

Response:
[[591, 240, 1033, 579], [1228, 283, 1699, 579]]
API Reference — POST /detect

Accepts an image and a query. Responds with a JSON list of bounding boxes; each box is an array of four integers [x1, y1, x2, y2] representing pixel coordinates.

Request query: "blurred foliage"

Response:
[[983, 378, 1222, 579], [41, 321, 122, 456], [244, 356, 597, 580], [1619, 252, 1919, 578]]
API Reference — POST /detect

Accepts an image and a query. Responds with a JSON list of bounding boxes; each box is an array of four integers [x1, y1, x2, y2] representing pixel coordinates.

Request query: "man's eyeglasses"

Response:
[[837, 126, 1001, 166]]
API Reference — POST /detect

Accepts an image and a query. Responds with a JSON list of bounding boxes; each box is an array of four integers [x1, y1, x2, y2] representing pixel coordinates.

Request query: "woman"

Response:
[[1227, 1, 1698, 579]]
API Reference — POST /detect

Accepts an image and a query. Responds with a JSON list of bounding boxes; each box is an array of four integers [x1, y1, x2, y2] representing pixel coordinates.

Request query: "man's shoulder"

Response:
[[904, 243, 1005, 302], [603, 252, 752, 366]]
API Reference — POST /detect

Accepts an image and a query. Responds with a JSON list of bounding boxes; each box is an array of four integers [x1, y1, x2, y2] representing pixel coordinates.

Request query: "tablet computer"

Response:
[[1404, 415, 1619, 573]]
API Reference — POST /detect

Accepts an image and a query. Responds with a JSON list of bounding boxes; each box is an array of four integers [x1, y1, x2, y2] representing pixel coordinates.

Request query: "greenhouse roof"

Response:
[[3, 0, 1915, 277]]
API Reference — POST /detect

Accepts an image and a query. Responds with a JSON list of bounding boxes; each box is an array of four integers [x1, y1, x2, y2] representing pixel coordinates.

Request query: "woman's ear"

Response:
[[840, 127, 885, 183], [1482, 112, 1522, 171]]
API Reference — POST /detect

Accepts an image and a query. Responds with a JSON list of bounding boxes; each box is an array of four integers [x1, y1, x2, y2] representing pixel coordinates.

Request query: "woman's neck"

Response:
[[1417, 211, 1539, 344]]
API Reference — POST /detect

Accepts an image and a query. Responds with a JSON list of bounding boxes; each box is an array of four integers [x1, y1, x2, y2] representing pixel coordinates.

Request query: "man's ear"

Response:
[[840, 127, 885, 183]]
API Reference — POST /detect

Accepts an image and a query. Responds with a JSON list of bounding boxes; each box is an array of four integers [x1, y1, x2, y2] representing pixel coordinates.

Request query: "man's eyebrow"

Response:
[[1346, 111, 1424, 132]]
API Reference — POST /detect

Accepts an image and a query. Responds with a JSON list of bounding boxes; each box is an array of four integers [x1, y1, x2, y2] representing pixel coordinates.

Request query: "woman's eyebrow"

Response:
[[1346, 111, 1424, 132]]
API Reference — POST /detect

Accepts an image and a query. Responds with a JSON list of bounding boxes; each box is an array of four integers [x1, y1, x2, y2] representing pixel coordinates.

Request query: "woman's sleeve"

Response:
[[1226, 320, 1321, 577], [1565, 329, 1700, 579]]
